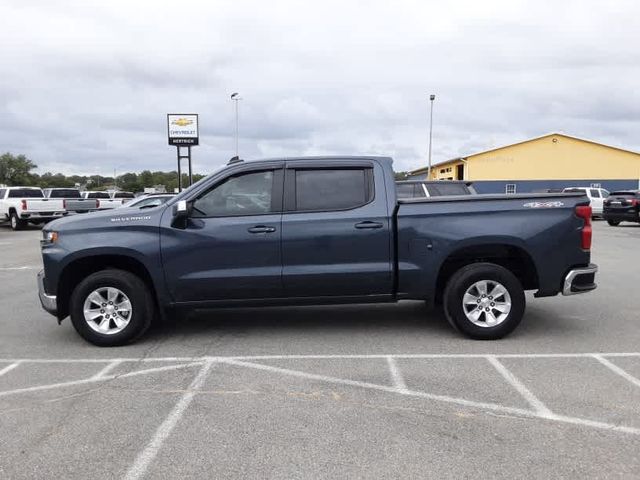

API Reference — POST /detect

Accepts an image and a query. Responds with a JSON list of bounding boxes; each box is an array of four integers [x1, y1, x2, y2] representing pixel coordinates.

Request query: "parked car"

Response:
[[396, 180, 475, 199], [120, 193, 175, 209], [603, 190, 640, 226], [563, 187, 609, 218], [38, 156, 596, 346], [43, 188, 99, 214], [81, 191, 120, 210], [0, 187, 66, 230], [112, 191, 136, 205]]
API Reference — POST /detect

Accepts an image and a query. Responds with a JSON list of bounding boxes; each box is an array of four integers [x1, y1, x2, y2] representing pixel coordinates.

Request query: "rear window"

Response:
[[564, 188, 586, 193], [87, 192, 111, 199], [426, 183, 470, 196], [609, 191, 637, 197], [294, 168, 373, 211], [396, 183, 424, 199], [114, 192, 135, 199], [8, 188, 44, 198], [49, 189, 81, 198]]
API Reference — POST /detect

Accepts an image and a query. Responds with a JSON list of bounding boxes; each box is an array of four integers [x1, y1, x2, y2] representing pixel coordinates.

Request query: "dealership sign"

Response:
[[167, 114, 199, 146]]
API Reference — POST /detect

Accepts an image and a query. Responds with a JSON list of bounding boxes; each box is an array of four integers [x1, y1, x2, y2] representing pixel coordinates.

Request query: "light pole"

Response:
[[427, 94, 435, 180], [231, 92, 241, 157]]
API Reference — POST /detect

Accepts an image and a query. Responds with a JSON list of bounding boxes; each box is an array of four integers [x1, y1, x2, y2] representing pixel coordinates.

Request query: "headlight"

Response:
[[42, 231, 59, 244]]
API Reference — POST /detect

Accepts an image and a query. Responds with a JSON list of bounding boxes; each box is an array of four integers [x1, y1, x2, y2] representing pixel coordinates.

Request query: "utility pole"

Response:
[[427, 94, 436, 180], [231, 92, 241, 157]]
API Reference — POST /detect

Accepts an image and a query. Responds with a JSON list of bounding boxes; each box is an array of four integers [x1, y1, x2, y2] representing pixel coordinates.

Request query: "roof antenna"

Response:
[[227, 156, 243, 165]]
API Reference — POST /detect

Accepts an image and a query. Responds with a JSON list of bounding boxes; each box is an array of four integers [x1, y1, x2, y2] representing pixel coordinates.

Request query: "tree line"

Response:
[[0, 152, 205, 193]]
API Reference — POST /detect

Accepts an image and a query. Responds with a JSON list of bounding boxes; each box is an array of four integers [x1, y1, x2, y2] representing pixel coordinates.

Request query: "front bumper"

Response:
[[37, 270, 58, 316], [562, 264, 598, 296]]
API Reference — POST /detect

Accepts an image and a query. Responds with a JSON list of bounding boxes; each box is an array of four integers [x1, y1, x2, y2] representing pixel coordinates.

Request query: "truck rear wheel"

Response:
[[10, 212, 26, 231], [607, 220, 620, 226], [69, 269, 154, 346], [443, 263, 525, 340]]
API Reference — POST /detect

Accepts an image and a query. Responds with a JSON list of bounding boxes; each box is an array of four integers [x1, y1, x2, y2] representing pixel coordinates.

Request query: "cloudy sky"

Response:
[[1, 0, 638, 176]]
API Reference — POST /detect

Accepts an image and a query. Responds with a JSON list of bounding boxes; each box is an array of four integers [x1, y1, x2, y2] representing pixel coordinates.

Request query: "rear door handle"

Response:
[[354, 221, 383, 229], [248, 225, 276, 234]]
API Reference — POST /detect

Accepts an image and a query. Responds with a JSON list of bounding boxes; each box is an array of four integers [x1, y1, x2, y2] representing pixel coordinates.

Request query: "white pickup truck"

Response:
[[0, 187, 66, 230], [43, 188, 99, 214], [81, 191, 120, 210]]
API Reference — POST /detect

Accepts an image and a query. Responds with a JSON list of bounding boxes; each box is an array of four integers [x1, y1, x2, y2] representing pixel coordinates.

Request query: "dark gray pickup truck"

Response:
[[38, 156, 597, 346]]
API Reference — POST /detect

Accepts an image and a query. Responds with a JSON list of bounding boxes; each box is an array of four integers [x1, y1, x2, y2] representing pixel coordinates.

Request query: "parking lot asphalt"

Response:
[[0, 221, 639, 479]]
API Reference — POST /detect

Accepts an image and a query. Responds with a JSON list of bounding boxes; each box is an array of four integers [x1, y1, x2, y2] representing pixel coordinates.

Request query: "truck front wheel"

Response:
[[443, 263, 525, 340], [69, 269, 154, 346]]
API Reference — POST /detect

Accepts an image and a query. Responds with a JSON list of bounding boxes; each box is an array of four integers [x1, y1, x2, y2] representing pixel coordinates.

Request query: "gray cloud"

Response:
[[0, 0, 638, 177]]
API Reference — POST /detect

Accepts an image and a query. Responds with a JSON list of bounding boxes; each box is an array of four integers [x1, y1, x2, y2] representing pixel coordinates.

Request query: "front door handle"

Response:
[[354, 221, 383, 229], [248, 225, 276, 234]]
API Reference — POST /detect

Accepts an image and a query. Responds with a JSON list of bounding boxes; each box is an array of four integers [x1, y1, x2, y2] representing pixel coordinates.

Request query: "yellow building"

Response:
[[407, 132, 640, 194]]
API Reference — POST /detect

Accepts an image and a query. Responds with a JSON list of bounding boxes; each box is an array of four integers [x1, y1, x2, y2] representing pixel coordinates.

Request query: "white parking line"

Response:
[[0, 362, 202, 398], [220, 357, 535, 417], [123, 361, 213, 480], [1, 352, 639, 363], [592, 354, 640, 388], [386, 356, 408, 393], [91, 360, 123, 380], [2, 354, 640, 438], [0, 362, 21, 377], [487, 355, 553, 416], [0, 266, 40, 271], [220, 358, 640, 436]]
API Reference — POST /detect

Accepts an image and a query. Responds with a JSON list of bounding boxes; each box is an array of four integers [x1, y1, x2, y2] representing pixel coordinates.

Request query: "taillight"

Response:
[[21, 200, 27, 210], [575, 205, 592, 250], [629, 199, 639, 207], [96, 200, 101, 208], [63, 199, 67, 209]]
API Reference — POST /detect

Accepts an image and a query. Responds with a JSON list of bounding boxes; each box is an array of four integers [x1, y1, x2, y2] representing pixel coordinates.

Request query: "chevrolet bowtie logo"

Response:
[[171, 118, 193, 127]]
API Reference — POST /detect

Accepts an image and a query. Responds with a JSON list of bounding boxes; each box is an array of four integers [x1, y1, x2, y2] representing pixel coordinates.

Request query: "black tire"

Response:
[[607, 220, 620, 226], [443, 262, 525, 340], [9, 211, 26, 231], [69, 269, 154, 346]]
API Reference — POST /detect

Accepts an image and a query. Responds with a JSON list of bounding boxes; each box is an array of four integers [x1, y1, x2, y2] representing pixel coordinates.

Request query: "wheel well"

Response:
[[435, 244, 539, 301], [57, 255, 158, 319]]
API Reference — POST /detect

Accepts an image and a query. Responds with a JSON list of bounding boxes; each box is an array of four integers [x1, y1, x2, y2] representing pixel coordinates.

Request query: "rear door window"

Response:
[[294, 168, 372, 211]]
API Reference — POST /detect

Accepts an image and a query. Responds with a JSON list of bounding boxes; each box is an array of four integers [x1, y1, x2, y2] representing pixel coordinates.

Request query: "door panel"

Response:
[[161, 214, 282, 302], [160, 167, 284, 303], [281, 161, 392, 297]]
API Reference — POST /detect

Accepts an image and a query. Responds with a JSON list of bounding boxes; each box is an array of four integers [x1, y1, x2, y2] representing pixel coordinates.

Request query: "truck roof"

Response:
[[227, 155, 393, 166]]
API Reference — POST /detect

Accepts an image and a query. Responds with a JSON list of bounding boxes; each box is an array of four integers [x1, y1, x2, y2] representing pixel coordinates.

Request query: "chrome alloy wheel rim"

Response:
[[83, 287, 132, 335], [462, 280, 511, 327]]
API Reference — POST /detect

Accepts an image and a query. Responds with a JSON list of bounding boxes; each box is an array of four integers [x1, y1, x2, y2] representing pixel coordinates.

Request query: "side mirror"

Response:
[[171, 200, 191, 229]]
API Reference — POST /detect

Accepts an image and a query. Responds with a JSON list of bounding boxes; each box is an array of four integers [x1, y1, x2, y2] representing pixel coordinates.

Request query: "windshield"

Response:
[[168, 164, 228, 204], [114, 192, 135, 199]]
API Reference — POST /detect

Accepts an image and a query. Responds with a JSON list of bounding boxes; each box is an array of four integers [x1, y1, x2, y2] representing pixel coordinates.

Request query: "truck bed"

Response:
[[395, 192, 590, 302]]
